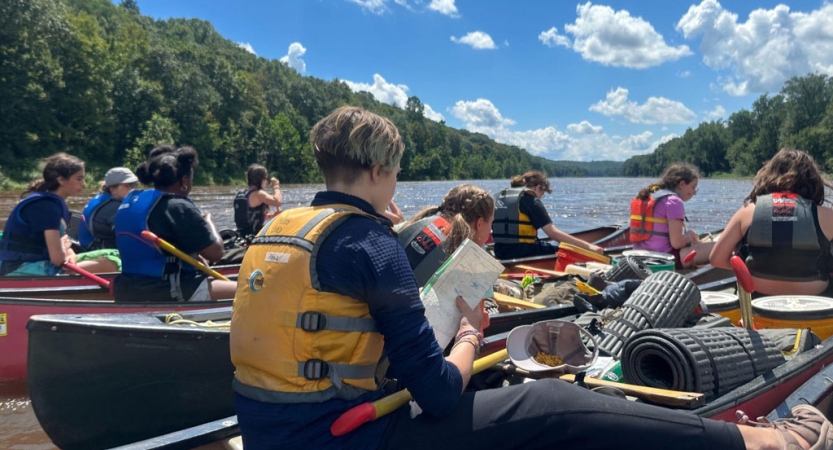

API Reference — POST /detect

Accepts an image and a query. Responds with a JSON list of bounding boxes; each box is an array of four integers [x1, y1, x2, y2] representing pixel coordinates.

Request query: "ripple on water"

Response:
[[0, 381, 57, 450]]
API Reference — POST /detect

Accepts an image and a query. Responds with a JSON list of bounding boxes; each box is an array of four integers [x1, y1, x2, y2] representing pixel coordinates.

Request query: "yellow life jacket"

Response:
[[492, 187, 538, 244], [231, 204, 386, 403]]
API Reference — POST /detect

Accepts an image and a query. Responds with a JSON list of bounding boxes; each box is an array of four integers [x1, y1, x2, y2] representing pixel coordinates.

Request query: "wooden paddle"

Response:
[[140, 230, 231, 281], [63, 262, 112, 291], [330, 349, 510, 436], [730, 255, 755, 330], [491, 292, 544, 309], [495, 364, 705, 409]]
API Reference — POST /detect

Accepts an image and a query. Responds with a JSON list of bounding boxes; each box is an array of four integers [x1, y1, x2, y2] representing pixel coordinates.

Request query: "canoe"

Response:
[[0, 264, 239, 383], [102, 331, 833, 450], [26, 303, 578, 450]]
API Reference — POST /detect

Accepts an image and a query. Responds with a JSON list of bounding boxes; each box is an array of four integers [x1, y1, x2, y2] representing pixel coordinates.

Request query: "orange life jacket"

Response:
[[629, 190, 676, 243]]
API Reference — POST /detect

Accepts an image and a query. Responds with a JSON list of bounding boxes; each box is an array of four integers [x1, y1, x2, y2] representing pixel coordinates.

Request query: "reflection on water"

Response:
[[0, 177, 752, 447]]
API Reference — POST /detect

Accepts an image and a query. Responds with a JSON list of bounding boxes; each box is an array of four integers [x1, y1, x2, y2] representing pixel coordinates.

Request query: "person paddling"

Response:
[[492, 171, 603, 260], [230, 106, 832, 450]]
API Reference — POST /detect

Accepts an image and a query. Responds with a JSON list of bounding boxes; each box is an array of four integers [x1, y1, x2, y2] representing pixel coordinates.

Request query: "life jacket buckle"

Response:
[[302, 359, 329, 380], [299, 311, 327, 332]]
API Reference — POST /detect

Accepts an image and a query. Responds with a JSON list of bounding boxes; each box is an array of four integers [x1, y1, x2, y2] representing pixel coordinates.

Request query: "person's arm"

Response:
[[541, 223, 603, 254], [198, 213, 224, 262], [709, 205, 750, 270], [159, 199, 224, 263], [44, 229, 69, 267], [445, 297, 489, 390], [668, 219, 699, 249], [383, 201, 405, 225], [255, 189, 283, 209]]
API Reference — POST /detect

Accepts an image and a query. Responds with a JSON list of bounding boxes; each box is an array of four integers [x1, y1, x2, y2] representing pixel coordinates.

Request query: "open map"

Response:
[[421, 239, 505, 348]]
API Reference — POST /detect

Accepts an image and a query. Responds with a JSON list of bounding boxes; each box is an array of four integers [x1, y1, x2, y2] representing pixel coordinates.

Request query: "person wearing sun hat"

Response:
[[75, 167, 139, 272]]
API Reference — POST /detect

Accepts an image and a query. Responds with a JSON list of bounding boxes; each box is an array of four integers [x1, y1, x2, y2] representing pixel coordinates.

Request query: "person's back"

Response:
[[233, 189, 267, 237]]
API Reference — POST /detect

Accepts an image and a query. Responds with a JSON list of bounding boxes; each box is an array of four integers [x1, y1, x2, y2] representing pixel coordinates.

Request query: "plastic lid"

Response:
[[558, 242, 611, 264], [701, 291, 739, 309], [752, 295, 833, 320], [622, 250, 675, 262]]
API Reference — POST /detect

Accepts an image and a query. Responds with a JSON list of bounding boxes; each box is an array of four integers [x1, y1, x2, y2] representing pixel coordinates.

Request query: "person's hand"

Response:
[[270, 177, 280, 189], [65, 250, 77, 266], [686, 230, 700, 244], [588, 244, 604, 255], [202, 213, 214, 223], [456, 296, 489, 333]]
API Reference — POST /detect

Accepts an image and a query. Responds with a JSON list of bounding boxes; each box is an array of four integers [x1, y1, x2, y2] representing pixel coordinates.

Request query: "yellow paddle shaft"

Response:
[[143, 231, 230, 281], [372, 349, 509, 418]]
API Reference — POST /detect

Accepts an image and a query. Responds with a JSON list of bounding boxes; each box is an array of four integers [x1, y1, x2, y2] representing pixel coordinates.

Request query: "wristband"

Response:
[[451, 338, 480, 357], [455, 329, 484, 347]]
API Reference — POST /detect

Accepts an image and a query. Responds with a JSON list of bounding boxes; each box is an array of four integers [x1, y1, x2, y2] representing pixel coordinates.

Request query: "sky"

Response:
[[127, 0, 833, 162]]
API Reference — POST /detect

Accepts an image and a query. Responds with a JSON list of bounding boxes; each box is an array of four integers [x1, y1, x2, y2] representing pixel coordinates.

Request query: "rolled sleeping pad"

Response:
[[621, 327, 785, 399], [603, 256, 652, 282], [597, 270, 701, 358]]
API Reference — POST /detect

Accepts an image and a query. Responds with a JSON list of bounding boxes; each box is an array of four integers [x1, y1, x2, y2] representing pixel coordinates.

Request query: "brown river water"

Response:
[[0, 178, 752, 449]]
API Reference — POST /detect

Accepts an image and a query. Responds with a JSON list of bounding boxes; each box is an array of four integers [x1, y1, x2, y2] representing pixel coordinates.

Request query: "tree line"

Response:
[[622, 73, 833, 177], [1, 0, 626, 188]]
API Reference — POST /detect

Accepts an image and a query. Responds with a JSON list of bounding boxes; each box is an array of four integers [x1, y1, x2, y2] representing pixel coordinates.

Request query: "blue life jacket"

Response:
[[114, 189, 197, 279], [79, 193, 119, 249], [0, 192, 69, 263]]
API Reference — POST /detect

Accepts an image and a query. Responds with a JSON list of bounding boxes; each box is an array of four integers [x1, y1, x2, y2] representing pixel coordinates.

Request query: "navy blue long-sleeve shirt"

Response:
[[235, 191, 463, 450]]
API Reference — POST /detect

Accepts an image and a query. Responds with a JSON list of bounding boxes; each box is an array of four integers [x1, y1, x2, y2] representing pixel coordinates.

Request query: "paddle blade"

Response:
[[730, 255, 755, 293], [683, 250, 696, 265], [331, 403, 377, 437]]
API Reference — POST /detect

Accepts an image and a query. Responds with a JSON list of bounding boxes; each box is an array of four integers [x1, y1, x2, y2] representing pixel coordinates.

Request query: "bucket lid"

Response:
[[559, 242, 611, 264], [622, 250, 675, 263], [701, 291, 739, 310], [752, 295, 833, 321]]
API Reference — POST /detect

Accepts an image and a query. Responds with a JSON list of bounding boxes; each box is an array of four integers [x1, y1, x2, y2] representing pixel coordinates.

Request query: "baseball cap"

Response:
[[507, 320, 598, 373], [104, 167, 138, 187]]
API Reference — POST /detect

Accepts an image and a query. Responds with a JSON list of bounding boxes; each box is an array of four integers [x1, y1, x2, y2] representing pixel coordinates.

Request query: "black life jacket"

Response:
[[738, 193, 832, 282], [234, 189, 268, 237]]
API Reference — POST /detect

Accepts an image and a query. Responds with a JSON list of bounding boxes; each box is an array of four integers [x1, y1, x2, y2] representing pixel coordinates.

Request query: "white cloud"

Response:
[[343, 74, 445, 122], [236, 42, 256, 55], [589, 87, 696, 124], [450, 98, 668, 161], [347, 0, 388, 14], [428, 0, 459, 17], [279, 42, 307, 73], [567, 120, 603, 134], [540, 2, 692, 68], [677, 0, 833, 95], [450, 31, 497, 50], [678, 70, 691, 78], [705, 105, 726, 119], [539, 27, 571, 48]]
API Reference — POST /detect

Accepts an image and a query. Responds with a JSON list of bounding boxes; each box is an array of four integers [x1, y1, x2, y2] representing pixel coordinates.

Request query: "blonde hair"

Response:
[[746, 148, 833, 205], [510, 171, 551, 193], [310, 106, 404, 185], [404, 184, 495, 254], [636, 163, 700, 200]]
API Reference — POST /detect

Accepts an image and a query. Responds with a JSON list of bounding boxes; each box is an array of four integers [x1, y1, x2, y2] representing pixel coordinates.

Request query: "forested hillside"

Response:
[[622, 74, 833, 177], [0, 0, 623, 186]]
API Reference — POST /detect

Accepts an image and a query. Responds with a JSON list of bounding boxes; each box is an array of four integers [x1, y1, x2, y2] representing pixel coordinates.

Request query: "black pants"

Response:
[[377, 379, 744, 450]]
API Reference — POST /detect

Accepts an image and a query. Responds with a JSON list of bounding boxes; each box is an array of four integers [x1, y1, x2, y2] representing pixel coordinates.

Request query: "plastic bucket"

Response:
[[620, 250, 675, 272], [553, 243, 611, 272], [701, 291, 741, 325], [752, 295, 833, 339]]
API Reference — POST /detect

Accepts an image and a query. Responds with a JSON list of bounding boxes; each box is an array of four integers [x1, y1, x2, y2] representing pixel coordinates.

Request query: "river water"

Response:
[[0, 177, 753, 449]]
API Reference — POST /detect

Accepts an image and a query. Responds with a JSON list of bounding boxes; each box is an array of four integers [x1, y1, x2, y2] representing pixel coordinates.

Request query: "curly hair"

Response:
[[746, 148, 833, 205], [636, 163, 700, 200], [510, 171, 551, 194], [135, 146, 199, 189], [403, 184, 495, 254]]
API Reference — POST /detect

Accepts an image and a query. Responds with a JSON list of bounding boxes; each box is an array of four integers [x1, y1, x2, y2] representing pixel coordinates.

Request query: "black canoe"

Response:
[[27, 304, 578, 450], [106, 331, 833, 450]]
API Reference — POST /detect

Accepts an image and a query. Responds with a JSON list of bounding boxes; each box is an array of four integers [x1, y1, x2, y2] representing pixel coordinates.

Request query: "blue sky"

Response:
[[129, 0, 833, 161]]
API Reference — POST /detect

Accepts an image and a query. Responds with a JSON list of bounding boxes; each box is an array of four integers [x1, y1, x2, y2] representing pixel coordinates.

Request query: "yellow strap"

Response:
[[783, 329, 803, 357], [629, 215, 668, 224]]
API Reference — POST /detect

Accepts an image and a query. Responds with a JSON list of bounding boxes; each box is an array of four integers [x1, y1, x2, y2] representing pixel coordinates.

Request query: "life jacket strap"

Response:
[[629, 214, 668, 224], [298, 360, 378, 387], [295, 311, 378, 333]]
